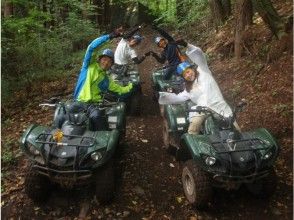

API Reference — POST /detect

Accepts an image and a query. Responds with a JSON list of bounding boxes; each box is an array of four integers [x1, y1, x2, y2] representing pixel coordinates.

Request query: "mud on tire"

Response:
[[94, 159, 115, 204], [25, 164, 52, 203], [182, 160, 212, 207]]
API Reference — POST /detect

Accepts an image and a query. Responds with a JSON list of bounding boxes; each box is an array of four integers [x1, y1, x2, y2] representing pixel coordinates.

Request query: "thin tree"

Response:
[[222, 0, 231, 18], [252, 0, 285, 38], [234, 0, 253, 60], [208, 0, 226, 30], [3, 0, 13, 17]]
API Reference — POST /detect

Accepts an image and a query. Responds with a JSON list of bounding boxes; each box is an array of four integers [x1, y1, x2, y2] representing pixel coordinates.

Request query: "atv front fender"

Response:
[[164, 104, 188, 134], [90, 129, 120, 168], [20, 124, 48, 153], [179, 133, 217, 163]]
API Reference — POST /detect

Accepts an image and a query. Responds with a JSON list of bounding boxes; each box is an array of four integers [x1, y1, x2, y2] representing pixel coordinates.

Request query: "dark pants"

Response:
[[54, 102, 107, 131], [87, 104, 108, 131], [163, 65, 177, 80]]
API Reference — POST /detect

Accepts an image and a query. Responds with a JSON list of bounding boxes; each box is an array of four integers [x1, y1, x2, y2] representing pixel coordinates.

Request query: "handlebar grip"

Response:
[[39, 103, 57, 107]]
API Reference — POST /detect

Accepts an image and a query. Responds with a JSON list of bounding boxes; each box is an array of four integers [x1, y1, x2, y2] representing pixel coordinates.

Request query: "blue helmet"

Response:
[[132, 34, 144, 44], [99, 48, 114, 62], [154, 36, 163, 45], [177, 61, 193, 75]]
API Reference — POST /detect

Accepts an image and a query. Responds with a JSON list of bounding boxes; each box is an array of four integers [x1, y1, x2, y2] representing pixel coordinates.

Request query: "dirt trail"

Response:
[[1, 27, 292, 219]]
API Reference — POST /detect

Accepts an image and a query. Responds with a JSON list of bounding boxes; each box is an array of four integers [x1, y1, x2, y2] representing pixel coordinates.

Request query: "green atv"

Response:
[[151, 66, 184, 101], [162, 100, 279, 207], [20, 97, 126, 204], [109, 64, 142, 115]]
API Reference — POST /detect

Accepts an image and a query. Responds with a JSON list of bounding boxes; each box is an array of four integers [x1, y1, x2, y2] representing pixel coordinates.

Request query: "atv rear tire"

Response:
[[25, 164, 52, 203], [182, 160, 212, 207], [94, 159, 115, 204], [246, 168, 277, 198]]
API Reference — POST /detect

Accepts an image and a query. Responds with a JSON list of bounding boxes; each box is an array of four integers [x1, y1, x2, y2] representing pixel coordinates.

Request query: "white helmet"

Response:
[[154, 36, 164, 45]]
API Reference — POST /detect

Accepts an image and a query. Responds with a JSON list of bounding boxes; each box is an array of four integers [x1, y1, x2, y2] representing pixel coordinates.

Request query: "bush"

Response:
[[2, 8, 98, 103]]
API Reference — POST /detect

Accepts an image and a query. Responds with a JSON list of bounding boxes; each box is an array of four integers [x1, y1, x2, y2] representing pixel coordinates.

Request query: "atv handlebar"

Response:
[[39, 103, 58, 107]]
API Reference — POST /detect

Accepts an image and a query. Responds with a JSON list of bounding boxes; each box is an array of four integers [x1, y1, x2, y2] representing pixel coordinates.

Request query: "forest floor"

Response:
[[1, 7, 293, 220]]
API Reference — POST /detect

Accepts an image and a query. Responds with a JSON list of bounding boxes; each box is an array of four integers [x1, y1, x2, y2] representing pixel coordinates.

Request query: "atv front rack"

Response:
[[211, 138, 269, 153], [210, 137, 272, 181], [34, 132, 99, 181], [35, 133, 96, 147]]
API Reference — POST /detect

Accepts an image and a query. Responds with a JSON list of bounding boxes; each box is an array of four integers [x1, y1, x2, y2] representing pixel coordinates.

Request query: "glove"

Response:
[[127, 83, 133, 91], [176, 39, 188, 47], [109, 28, 123, 39], [144, 51, 153, 56]]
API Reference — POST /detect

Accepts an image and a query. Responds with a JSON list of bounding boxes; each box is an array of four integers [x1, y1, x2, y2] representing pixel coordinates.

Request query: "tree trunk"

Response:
[[252, 0, 284, 38], [82, 0, 88, 19], [221, 0, 231, 18], [243, 0, 253, 26], [60, 3, 69, 23], [208, 0, 226, 30], [234, 0, 253, 60], [3, 0, 13, 17], [103, 0, 110, 27]]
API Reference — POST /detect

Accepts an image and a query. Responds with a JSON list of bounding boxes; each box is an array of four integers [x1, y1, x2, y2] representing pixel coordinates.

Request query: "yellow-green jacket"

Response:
[[74, 34, 132, 103]]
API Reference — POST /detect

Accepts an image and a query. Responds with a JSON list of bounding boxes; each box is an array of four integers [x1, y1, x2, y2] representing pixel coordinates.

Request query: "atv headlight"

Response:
[[91, 152, 103, 161], [27, 142, 40, 156], [263, 151, 272, 160], [205, 156, 216, 166]]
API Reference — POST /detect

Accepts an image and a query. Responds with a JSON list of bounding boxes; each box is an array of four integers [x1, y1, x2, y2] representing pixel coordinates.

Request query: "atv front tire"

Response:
[[94, 159, 115, 203], [246, 168, 277, 197], [182, 160, 212, 207], [162, 118, 170, 148], [25, 164, 52, 203]]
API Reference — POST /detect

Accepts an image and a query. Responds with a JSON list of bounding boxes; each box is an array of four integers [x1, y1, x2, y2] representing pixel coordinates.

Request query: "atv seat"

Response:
[[67, 102, 88, 126]]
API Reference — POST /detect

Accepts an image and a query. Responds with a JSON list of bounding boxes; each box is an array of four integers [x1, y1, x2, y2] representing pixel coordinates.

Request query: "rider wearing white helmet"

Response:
[[114, 25, 151, 75], [150, 25, 187, 80]]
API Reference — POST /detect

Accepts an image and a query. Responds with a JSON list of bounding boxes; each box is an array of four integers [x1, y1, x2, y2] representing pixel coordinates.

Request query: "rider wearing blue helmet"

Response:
[[159, 43, 240, 135], [73, 30, 133, 130]]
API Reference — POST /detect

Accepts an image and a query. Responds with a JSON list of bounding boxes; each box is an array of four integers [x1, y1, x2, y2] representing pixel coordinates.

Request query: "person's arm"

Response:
[[132, 56, 145, 64], [175, 39, 188, 47], [108, 78, 133, 95], [81, 35, 110, 70], [152, 25, 174, 42], [151, 51, 166, 64], [131, 51, 151, 64], [123, 26, 141, 39], [185, 43, 208, 68], [158, 90, 190, 105]]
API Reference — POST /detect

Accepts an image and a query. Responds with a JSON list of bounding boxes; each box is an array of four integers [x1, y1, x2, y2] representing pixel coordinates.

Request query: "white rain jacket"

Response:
[[158, 43, 233, 121]]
